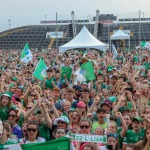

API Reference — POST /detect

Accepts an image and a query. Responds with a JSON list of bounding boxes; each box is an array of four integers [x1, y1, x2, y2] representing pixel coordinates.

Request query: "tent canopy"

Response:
[[110, 29, 130, 40], [110, 29, 130, 49], [59, 26, 108, 53]]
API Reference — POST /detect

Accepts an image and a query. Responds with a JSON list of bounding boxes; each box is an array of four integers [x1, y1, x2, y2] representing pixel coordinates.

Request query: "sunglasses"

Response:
[[27, 128, 37, 132], [71, 114, 79, 117], [107, 133, 117, 138], [56, 131, 65, 134], [30, 94, 36, 97], [80, 125, 89, 129], [58, 121, 65, 124], [8, 114, 16, 118]]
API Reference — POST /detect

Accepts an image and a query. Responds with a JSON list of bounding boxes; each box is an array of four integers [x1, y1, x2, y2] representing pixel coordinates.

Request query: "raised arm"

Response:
[[48, 98, 59, 118], [40, 103, 52, 129], [88, 95, 100, 114], [115, 112, 127, 138], [126, 91, 136, 109]]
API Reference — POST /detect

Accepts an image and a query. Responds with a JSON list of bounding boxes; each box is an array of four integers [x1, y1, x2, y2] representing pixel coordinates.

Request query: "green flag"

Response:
[[140, 40, 146, 47], [75, 61, 95, 82], [33, 59, 48, 80], [0, 144, 22, 150], [21, 43, 32, 63], [61, 66, 72, 80], [22, 137, 70, 150]]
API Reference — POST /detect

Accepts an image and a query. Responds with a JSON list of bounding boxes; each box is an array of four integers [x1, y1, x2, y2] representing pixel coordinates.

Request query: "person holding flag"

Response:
[[41, 68, 57, 90], [59, 58, 72, 89], [21, 43, 32, 63]]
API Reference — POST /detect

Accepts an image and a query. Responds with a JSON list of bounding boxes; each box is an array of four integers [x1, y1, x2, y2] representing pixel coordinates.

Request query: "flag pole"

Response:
[[139, 10, 141, 44], [56, 12, 58, 50]]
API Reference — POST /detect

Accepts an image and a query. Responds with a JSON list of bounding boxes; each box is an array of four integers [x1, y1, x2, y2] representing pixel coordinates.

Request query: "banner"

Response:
[[74, 134, 107, 143], [33, 59, 48, 80], [134, 66, 145, 70], [75, 61, 95, 82], [21, 43, 32, 63], [0, 144, 22, 150], [22, 137, 70, 150]]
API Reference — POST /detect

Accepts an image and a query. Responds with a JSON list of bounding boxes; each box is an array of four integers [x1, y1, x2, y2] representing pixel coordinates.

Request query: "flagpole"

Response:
[[139, 10, 141, 44], [56, 12, 58, 50]]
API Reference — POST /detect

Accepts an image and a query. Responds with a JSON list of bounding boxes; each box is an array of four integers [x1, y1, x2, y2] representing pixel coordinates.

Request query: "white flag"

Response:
[[112, 44, 118, 59]]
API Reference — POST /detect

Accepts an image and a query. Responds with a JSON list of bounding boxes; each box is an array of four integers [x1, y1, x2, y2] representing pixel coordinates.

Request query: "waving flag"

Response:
[[33, 59, 48, 80], [140, 40, 146, 47], [21, 43, 32, 63], [22, 137, 70, 150], [112, 44, 118, 59], [75, 61, 95, 82]]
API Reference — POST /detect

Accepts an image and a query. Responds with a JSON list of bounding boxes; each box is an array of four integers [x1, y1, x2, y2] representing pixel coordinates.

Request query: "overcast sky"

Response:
[[0, 0, 150, 32]]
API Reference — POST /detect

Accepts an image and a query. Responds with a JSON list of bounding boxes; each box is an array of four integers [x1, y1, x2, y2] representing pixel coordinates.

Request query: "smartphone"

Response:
[[106, 145, 113, 150]]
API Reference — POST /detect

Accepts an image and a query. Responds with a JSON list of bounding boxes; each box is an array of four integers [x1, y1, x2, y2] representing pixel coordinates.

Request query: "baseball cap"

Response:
[[132, 116, 142, 122], [54, 115, 69, 125], [55, 103, 62, 110], [119, 106, 129, 113], [61, 80, 66, 84], [1, 91, 12, 99], [77, 101, 86, 108], [107, 66, 114, 72], [108, 96, 117, 103], [75, 86, 82, 91], [68, 107, 76, 112], [101, 99, 112, 109]]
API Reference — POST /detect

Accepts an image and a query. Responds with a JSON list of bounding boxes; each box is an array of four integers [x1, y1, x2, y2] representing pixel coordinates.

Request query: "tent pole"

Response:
[[109, 38, 111, 51], [129, 38, 130, 50]]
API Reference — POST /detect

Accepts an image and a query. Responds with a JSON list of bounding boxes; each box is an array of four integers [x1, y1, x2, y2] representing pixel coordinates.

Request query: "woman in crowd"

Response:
[[100, 133, 120, 150], [0, 92, 13, 121], [20, 120, 45, 144], [69, 110, 81, 133], [8, 109, 22, 139], [0, 121, 18, 146], [75, 119, 92, 150]]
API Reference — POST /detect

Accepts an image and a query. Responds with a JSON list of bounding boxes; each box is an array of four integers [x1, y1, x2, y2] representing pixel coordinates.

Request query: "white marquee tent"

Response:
[[110, 29, 130, 49], [59, 26, 108, 53]]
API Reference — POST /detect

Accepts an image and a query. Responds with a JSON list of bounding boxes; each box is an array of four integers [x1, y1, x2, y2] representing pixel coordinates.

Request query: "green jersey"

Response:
[[143, 62, 150, 70], [123, 129, 145, 144], [117, 128, 123, 149], [38, 123, 51, 141], [61, 66, 72, 80], [45, 77, 56, 89], [0, 106, 10, 121]]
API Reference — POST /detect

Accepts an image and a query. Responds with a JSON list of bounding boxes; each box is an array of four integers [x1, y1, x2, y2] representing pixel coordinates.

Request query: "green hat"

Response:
[[12, 77, 18, 81], [132, 116, 142, 122], [61, 80, 66, 84], [54, 115, 69, 125], [68, 107, 76, 111], [119, 106, 129, 113], [1, 91, 12, 99], [9, 84, 15, 89], [107, 66, 114, 72], [98, 70, 103, 75], [108, 96, 117, 102]]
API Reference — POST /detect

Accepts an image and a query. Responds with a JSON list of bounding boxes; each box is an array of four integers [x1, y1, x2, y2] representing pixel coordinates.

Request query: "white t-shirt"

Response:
[[20, 137, 45, 144]]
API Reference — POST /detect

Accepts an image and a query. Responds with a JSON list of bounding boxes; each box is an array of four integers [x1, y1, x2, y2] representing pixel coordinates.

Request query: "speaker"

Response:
[[69, 24, 73, 37], [98, 23, 103, 36]]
